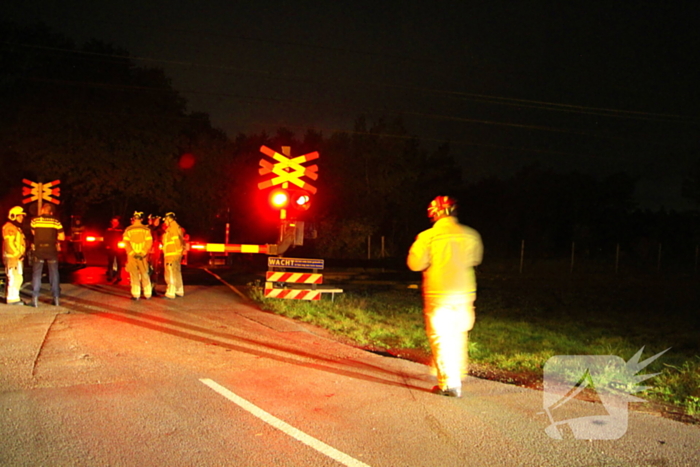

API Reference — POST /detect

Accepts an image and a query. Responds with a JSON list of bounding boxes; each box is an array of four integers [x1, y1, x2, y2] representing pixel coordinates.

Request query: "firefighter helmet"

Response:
[[164, 212, 177, 220], [132, 211, 144, 220], [8, 206, 26, 221], [427, 196, 457, 222]]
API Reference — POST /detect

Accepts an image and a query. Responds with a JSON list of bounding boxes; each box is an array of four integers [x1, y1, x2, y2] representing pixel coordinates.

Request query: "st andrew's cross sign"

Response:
[[258, 145, 318, 194]]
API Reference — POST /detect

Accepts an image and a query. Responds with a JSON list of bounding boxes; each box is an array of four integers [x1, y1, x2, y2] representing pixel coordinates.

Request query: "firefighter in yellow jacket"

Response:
[[162, 212, 185, 299], [123, 212, 153, 300], [407, 196, 483, 398], [3, 207, 27, 305]]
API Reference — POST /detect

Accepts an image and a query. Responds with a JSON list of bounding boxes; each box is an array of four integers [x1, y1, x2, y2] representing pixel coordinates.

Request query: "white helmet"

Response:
[[8, 206, 25, 221]]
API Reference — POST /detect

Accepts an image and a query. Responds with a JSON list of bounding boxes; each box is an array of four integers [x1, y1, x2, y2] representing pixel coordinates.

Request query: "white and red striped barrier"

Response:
[[265, 271, 323, 284], [263, 255, 342, 300], [264, 284, 321, 300]]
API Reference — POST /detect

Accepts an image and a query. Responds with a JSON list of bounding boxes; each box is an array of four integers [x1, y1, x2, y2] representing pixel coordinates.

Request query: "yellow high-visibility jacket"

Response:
[[2, 222, 26, 268], [407, 216, 483, 297], [123, 224, 153, 258], [163, 221, 185, 260]]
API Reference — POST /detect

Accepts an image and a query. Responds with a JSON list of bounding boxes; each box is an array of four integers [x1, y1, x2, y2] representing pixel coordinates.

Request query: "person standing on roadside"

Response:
[[407, 196, 483, 398], [69, 215, 86, 264], [104, 216, 125, 283], [123, 212, 153, 301], [147, 214, 163, 296], [3, 207, 27, 306], [30, 203, 65, 307], [180, 228, 190, 266], [162, 212, 185, 299]]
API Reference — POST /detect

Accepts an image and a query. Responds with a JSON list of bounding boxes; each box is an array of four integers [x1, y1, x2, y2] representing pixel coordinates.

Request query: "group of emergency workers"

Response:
[[2, 204, 66, 307], [2, 206, 187, 305], [119, 211, 186, 300], [4, 195, 480, 399]]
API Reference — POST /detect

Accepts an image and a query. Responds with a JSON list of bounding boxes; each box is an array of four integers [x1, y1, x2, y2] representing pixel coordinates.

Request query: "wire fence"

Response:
[[482, 239, 700, 277], [361, 234, 700, 278]]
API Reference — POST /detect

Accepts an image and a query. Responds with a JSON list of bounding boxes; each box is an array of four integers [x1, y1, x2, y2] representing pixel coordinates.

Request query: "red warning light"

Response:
[[269, 189, 290, 209], [179, 153, 196, 170]]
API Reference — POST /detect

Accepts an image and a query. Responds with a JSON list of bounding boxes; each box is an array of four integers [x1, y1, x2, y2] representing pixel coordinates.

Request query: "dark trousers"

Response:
[[32, 258, 60, 298], [106, 250, 124, 280], [71, 241, 85, 263]]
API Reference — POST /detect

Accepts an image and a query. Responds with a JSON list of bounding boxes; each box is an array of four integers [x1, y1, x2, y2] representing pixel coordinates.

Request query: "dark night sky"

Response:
[[6, 1, 700, 209]]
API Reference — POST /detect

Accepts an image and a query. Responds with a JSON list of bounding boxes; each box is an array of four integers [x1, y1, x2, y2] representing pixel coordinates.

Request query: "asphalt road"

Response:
[[0, 265, 698, 466]]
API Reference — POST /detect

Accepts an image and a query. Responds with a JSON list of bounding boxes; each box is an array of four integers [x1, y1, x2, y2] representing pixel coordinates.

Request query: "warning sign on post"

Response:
[[267, 257, 324, 269]]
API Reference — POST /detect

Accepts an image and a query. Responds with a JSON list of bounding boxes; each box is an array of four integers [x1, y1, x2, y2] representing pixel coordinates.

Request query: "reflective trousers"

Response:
[[4, 261, 23, 303], [32, 258, 60, 299], [126, 257, 152, 299], [424, 294, 476, 391], [164, 255, 183, 298]]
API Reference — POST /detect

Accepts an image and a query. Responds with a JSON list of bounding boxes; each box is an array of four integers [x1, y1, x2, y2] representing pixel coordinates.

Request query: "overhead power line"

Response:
[[5, 41, 698, 127], [16, 74, 681, 147]]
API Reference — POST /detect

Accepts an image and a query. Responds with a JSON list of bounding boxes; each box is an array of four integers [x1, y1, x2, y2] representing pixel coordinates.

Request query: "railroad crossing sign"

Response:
[[258, 145, 318, 194], [22, 179, 61, 206]]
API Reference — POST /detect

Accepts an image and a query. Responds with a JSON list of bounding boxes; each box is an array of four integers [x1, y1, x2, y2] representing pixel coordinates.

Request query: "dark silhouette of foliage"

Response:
[[2, 21, 698, 263]]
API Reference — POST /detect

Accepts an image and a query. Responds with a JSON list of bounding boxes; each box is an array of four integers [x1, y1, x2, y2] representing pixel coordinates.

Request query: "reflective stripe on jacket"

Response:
[[2, 222, 27, 263], [407, 216, 483, 297], [163, 222, 184, 259], [123, 224, 153, 257], [30, 216, 64, 259]]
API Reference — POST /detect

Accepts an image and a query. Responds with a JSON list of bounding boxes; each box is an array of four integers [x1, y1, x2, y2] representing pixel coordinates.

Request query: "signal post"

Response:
[[258, 146, 342, 300]]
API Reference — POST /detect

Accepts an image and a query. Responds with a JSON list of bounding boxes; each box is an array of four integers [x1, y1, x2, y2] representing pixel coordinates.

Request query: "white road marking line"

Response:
[[203, 268, 248, 300], [200, 378, 372, 467]]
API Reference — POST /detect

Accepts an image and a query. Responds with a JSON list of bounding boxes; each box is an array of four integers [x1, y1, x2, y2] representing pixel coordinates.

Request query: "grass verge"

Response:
[[245, 276, 700, 420]]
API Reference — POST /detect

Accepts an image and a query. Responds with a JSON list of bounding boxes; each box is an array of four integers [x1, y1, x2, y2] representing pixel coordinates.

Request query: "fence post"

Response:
[[381, 236, 385, 258], [519, 239, 525, 274], [570, 241, 575, 273], [367, 236, 371, 260]]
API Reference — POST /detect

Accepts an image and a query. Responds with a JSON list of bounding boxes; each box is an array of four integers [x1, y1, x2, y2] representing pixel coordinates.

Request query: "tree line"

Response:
[[2, 21, 698, 261]]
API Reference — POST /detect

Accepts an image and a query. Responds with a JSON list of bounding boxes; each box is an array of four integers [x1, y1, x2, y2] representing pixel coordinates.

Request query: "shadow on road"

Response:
[[61, 287, 430, 394]]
